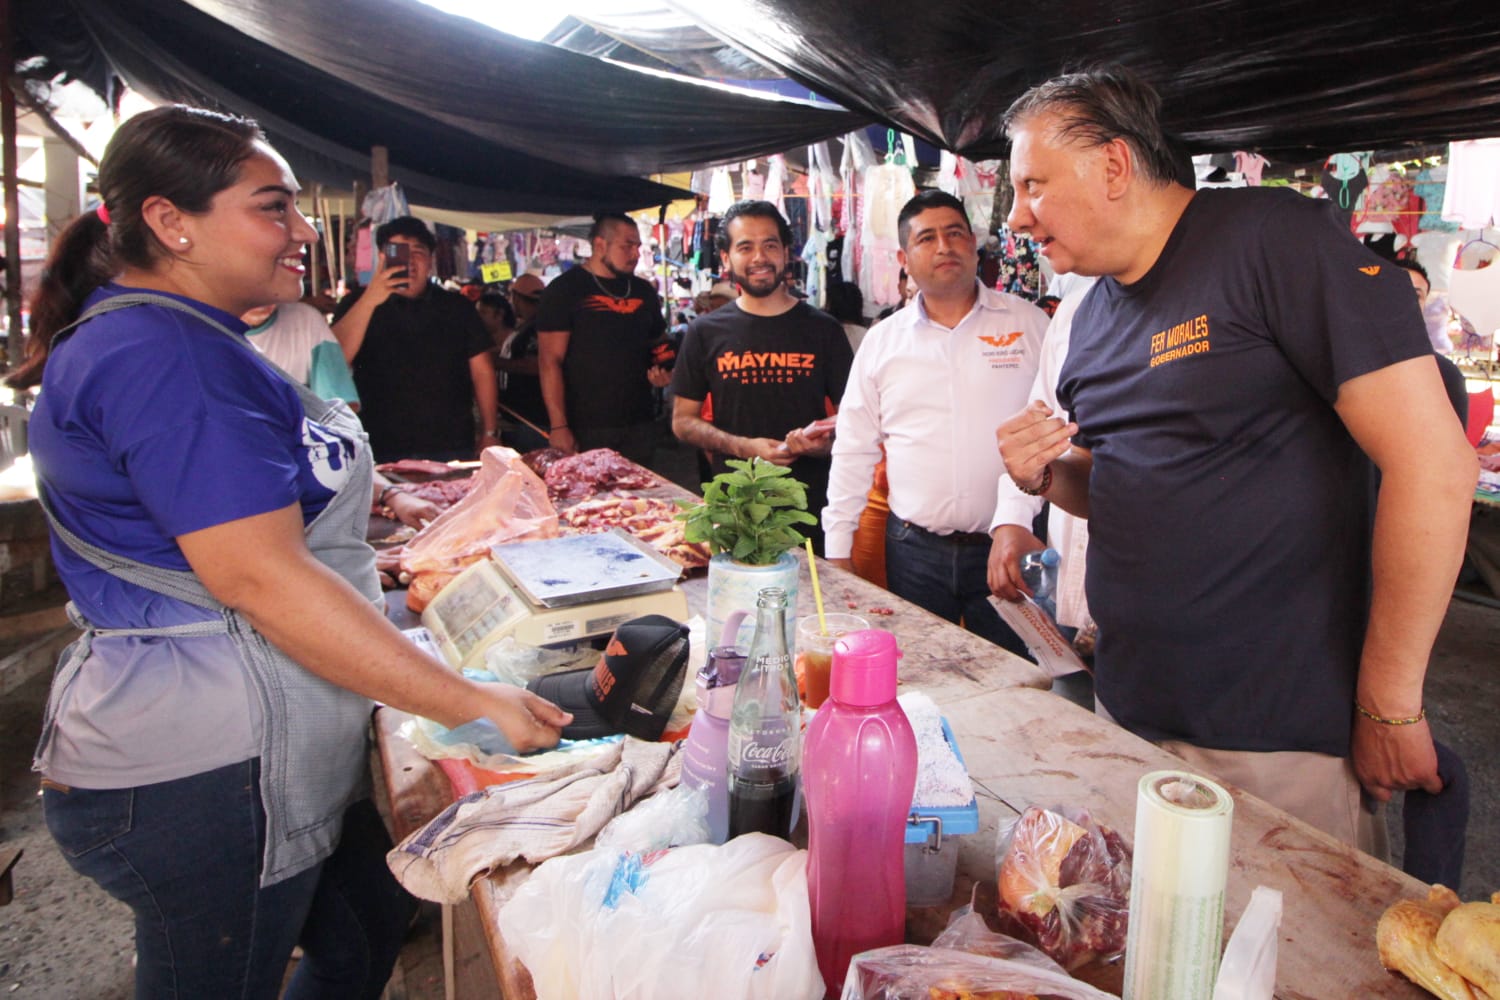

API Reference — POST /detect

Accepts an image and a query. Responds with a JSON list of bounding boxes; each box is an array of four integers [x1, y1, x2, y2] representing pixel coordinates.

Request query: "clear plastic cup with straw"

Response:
[[797, 539, 867, 708]]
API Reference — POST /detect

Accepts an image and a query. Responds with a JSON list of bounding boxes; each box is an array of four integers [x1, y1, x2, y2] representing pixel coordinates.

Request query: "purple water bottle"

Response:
[[803, 629, 917, 997], [679, 614, 748, 844]]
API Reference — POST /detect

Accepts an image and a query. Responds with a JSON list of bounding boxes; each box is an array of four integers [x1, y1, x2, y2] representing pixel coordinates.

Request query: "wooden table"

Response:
[[372, 472, 1426, 999]]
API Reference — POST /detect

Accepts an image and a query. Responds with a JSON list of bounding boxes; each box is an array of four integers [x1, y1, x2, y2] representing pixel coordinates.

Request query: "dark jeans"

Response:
[[43, 760, 414, 1000], [884, 514, 1030, 661]]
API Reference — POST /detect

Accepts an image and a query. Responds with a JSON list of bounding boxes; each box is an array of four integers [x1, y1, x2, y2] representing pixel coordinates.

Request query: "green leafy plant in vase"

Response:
[[677, 458, 815, 650], [676, 457, 819, 565]]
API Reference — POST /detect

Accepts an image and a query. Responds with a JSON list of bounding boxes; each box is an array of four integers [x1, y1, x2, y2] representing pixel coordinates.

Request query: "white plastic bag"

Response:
[[1212, 885, 1283, 1000], [498, 834, 822, 1000]]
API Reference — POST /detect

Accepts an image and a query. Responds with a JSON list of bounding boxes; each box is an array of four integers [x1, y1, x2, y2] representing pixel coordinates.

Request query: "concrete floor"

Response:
[[1, 433, 1495, 997]]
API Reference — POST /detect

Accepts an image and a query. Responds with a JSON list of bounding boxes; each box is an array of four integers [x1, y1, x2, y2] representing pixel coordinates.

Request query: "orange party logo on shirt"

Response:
[[978, 331, 1024, 347], [1359, 265, 1381, 276]]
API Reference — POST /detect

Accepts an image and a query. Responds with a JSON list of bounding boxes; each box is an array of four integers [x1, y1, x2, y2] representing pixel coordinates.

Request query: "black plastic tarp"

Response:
[[665, 0, 1500, 161], [13, 0, 867, 214]]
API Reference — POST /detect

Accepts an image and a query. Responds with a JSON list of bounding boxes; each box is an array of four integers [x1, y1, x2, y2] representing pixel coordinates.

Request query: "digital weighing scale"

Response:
[[421, 528, 689, 670]]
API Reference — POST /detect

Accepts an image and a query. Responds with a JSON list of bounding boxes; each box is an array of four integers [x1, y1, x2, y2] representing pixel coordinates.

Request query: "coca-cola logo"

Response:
[[741, 740, 793, 765]]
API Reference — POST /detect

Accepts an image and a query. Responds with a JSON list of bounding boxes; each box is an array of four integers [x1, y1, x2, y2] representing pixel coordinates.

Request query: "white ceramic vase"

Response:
[[705, 551, 799, 652]]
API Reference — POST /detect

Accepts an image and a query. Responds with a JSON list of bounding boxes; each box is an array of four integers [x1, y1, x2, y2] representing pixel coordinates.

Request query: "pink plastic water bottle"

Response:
[[803, 629, 917, 997]]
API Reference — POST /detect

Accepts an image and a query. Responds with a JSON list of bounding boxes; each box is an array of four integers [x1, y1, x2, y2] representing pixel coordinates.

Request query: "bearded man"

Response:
[[670, 200, 854, 552]]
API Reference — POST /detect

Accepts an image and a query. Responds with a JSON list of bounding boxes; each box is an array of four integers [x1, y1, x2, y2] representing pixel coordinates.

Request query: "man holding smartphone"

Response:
[[332, 216, 498, 462]]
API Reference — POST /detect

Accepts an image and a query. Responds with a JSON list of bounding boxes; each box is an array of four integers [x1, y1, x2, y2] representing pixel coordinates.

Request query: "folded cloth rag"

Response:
[[1401, 740, 1469, 888], [388, 738, 680, 903]]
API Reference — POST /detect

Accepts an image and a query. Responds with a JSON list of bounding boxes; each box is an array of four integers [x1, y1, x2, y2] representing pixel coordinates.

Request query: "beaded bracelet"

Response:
[[1355, 701, 1426, 726], [1016, 464, 1053, 497]]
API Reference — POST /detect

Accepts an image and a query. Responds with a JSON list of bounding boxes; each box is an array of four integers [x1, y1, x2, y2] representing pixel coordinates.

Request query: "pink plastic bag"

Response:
[[400, 446, 558, 611]]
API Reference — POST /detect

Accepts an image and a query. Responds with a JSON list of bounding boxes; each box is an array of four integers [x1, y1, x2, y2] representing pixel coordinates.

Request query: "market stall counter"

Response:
[[369, 453, 1429, 999], [374, 660, 1432, 1000]]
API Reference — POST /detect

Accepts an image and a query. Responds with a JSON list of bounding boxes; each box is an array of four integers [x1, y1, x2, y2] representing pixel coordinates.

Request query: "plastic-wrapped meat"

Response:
[[543, 448, 657, 499], [375, 458, 458, 478], [520, 447, 569, 477]]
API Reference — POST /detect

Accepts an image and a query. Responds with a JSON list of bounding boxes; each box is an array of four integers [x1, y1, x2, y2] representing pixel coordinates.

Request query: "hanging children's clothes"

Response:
[[1443, 140, 1500, 230], [1320, 152, 1370, 230], [861, 160, 916, 307], [1415, 165, 1458, 233], [1234, 151, 1269, 186]]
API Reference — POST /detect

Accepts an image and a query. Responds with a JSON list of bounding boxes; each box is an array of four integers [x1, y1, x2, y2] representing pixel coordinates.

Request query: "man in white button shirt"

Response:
[[825, 191, 1050, 658]]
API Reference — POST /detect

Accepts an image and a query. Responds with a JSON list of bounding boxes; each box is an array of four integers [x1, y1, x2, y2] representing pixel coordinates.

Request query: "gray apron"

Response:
[[34, 293, 383, 887]]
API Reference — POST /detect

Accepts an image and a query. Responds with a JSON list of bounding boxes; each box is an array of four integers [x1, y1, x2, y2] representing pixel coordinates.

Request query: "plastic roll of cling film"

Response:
[[1122, 770, 1234, 1000]]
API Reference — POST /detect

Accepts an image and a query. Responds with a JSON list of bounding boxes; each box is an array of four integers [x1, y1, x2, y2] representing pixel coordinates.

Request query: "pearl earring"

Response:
[[178, 237, 189, 245]]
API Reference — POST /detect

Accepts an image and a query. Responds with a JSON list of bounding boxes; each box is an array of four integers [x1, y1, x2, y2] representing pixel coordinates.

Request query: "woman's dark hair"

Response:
[[8, 105, 265, 388]]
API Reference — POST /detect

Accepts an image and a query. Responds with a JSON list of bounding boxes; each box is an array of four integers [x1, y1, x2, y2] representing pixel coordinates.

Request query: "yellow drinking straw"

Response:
[[805, 537, 828, 633]]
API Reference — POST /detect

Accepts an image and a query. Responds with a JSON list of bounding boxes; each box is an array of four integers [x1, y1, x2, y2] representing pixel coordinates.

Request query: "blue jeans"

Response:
[[884, 514, 1030, 661], [43, 760, 414, 999]]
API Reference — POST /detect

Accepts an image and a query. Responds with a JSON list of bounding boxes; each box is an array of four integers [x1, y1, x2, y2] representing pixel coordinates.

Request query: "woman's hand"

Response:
[[386, 490, 440, 529], [476, 683, 573, 752]]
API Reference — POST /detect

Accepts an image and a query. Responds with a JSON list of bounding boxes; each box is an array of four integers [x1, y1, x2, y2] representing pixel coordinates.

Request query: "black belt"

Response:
[[889, 513, 993, 547]]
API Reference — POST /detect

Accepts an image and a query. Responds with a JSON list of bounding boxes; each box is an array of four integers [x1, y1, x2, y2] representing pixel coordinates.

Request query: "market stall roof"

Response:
[[663, 0, 1500, 162], [12, 0, 867, 215]]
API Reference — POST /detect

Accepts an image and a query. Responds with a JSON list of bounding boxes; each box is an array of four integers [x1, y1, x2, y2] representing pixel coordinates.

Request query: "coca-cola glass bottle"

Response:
[[726, 587, 800, 840]]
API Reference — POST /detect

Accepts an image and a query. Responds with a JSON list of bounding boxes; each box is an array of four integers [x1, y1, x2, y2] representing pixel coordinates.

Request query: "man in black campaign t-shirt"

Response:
[[994, 68, 1476, 852], [536, 214, 670, 466], [670, 201, 854, 553]]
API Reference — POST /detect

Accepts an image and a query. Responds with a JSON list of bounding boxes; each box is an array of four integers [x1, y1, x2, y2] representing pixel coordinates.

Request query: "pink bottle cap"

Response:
[[830, 629, 901, 707]]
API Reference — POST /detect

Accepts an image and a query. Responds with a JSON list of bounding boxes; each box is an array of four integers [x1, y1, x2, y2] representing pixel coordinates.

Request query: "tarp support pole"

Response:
[[371, 146, 388, 191], [1, 0, 22, 369]]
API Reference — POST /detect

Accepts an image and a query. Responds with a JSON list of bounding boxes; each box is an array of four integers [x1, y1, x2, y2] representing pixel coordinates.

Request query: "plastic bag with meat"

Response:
[[993, 806, 1131, 971], [842, 944, 1119, 999], [400, 446, 559, 612]]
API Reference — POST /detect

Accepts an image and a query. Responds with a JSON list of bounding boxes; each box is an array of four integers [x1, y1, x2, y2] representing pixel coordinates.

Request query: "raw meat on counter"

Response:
[[375, 458, 465, 478], [400, 447, 559, 612], [543, 448, 658, 500], [558, 494, 711, 570]]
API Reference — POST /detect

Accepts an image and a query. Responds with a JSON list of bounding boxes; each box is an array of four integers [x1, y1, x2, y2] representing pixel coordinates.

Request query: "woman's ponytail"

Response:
[[5, 212, 113, 389]]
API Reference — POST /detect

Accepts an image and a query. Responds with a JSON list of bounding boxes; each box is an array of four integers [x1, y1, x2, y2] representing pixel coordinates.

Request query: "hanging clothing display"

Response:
[[840, 130, 878, 287], [994, 224, 1042, 301], [1448, 255, 1500, 338], [860, 159, 916, 307], [1234, 151, 1269, 186], [1320, 152, 1369, 230], [707, 167, 736, 215], [763, 154, 787, 215], [1415, 166, 1458, 233], [1442, 139, 1500, 229], [807, 141, 838, 234]]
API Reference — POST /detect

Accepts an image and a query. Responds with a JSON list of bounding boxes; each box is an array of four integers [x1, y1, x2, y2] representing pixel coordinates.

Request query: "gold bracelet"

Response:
[[1355, 701, 1426, 726]]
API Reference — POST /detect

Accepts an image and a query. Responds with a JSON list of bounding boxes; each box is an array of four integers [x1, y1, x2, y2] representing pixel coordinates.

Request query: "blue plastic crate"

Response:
[[905, 716, 979, 847]]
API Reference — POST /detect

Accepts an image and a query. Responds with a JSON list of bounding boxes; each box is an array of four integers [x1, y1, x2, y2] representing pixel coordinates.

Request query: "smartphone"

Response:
[[383, 242, 410, 287]]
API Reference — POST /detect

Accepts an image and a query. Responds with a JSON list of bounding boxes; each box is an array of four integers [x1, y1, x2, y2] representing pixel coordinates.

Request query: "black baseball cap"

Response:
[[526, 615, 690, 741]]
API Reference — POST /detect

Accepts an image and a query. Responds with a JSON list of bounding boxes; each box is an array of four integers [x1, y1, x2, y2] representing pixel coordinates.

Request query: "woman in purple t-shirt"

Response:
[[12, 106, 570, 998]]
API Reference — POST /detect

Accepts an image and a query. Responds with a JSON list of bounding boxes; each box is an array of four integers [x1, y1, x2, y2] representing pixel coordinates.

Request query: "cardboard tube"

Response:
[[1123, 770, 1234, 1000]]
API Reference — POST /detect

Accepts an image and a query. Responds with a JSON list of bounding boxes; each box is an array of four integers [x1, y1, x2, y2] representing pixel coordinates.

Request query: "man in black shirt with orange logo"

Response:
[[671, 201, 854, 551], [995, 67, 1476, 854], [537, 213, 671, 465]]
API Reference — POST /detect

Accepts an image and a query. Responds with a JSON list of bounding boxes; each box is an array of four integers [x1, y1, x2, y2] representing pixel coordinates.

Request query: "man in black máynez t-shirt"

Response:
[[670, 200, 854, 553], [993, 67, 1476, 854], [331, 216, 497, 462], [536, 213, 670, 466]]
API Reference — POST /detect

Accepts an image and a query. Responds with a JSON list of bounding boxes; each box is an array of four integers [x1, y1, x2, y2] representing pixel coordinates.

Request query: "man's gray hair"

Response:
[[1002, 65, 1181, 187]]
